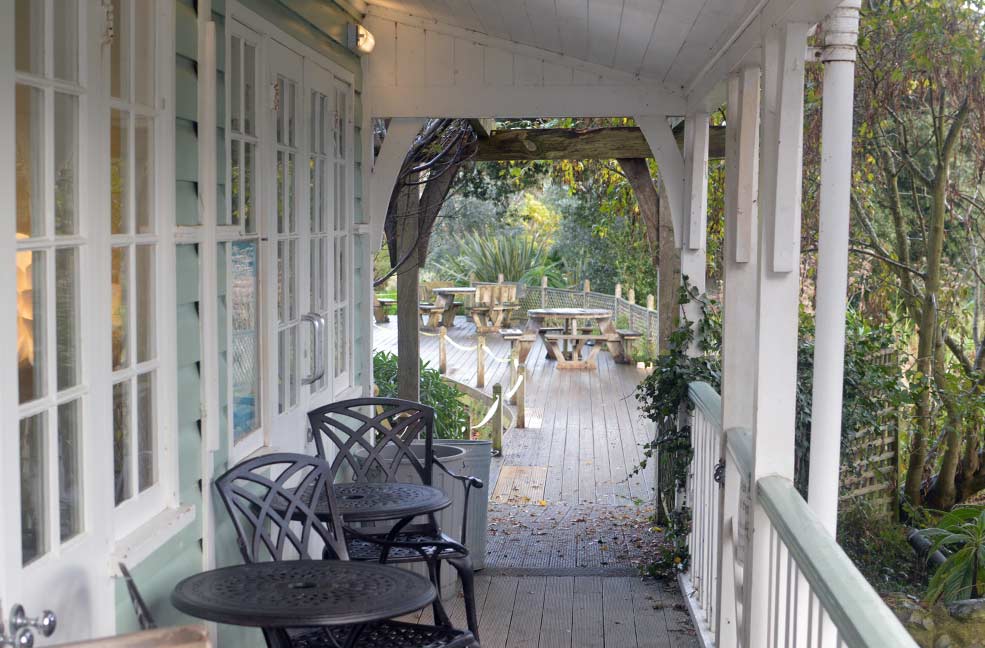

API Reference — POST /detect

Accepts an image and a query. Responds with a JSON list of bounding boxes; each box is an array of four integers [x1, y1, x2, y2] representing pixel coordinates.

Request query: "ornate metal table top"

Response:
[[526, 308, 612, 318], [290, 481, 452, 522], [171, 560, 435, 628]]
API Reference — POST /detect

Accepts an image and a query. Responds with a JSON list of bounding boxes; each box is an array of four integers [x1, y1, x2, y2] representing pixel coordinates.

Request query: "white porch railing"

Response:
[[681, 382, 918, 648]]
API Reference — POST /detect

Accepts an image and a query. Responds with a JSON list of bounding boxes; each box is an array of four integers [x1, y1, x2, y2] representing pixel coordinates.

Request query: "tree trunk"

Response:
[[616, 158, 660, 275], [658, 181, 680, 353], [394, 182, 422, 402]]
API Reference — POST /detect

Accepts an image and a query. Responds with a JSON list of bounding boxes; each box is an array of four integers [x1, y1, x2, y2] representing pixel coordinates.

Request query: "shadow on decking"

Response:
[[374, 316, 698, 647]]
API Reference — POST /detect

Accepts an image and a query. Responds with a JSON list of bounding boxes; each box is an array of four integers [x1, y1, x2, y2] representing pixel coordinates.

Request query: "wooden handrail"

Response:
[[757, 476, 918, 648], [50, 625, 210, 647], [688, 381, 723, 431]]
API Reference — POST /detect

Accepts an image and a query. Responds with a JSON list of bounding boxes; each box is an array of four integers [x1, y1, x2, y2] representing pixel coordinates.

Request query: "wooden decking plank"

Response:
[[602, 577, 639, 647], [631, 577, 674, 648], [476, 576, 521, 648], [570, 576, 605, 648], [538, 576, 574, 648], [505, 576, 548, 648]]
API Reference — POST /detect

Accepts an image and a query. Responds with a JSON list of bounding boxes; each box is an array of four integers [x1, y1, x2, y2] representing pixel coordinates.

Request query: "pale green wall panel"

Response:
[[114, 524, 202, 634], [175, 58, 198, 122], [175, 1, 198, 61], [175, 181, 199, 227], [175, 119, 199, 184]]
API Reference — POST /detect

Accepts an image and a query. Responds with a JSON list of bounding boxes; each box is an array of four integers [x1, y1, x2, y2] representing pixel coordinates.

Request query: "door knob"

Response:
[[1, 605, 56, 647]]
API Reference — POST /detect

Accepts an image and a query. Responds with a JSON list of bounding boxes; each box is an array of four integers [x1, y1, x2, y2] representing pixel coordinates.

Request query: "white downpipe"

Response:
[[807, 0, 861, 536]]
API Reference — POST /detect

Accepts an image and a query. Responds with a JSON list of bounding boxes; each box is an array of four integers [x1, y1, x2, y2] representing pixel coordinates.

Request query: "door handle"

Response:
[[301, 312, 326, 385]]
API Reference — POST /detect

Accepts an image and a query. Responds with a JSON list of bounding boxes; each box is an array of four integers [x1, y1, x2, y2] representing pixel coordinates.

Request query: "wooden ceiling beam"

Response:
[[472, 125, 726, 162]]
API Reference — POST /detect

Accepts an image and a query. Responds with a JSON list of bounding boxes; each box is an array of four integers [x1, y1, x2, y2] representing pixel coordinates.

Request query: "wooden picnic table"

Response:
[[430, 286, 476, 328], [522, 308, 623, 369]]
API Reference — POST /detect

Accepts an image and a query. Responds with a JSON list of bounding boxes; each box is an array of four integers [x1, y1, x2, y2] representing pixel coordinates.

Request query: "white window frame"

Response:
[[224, 18, 266, 463], [106, 0, 178, 540], [332, 78, 354, 395], [227, 2, 357, 454]]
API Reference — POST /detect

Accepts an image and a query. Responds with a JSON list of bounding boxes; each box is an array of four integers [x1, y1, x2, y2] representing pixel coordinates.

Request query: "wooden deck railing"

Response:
[[682, 382, 917, 648]]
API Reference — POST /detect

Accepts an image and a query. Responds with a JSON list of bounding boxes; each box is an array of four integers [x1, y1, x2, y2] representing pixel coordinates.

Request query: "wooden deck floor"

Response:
[[374, 316, 697, 647]]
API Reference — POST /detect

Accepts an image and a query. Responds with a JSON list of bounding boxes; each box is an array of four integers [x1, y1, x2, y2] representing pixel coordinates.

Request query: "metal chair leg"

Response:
[[448, 556, 479, 641]]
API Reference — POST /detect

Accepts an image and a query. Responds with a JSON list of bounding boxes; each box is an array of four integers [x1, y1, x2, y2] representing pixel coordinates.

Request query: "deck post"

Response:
[[718, 64, 762, 648], [744, 23, 810, 648], [583, 279, 590, 307], [516, 364, 526, 429], [492, 383, 504, 454], [541, 275, 548, 307], [628, 288, 635, 305], [808, 0, 861, 535], [682, 112, 710, 355], [438, 326, 447, 374], [477, 335, 486, 388]]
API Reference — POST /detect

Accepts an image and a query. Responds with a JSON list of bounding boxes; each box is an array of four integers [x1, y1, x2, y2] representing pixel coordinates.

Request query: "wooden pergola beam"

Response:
[[473, 125, 726, 162]]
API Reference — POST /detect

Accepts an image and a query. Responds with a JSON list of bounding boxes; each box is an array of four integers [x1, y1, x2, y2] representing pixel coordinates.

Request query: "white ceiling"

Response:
[[364, 0, 755, 89]]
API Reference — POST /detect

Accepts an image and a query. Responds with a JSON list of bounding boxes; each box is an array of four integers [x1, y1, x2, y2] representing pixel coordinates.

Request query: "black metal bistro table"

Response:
[[331, 482, 452, 522], [171, 560, 436, 648]]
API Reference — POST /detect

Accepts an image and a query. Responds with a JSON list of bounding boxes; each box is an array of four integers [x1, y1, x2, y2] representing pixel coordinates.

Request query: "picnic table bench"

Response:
[[470, 283, 518, 333], [521, 308, 625, 369], [615, 329, 643, 363], [543, 332, 620, 369], [374, 297, 395, 323]]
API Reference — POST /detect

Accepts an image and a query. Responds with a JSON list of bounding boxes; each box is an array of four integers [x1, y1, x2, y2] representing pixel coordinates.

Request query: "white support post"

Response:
[[744, 22, 810, 648], [717, 64, 761, 648], [636, 115, 685, 248], [682, 113, 710, 354], [367, 118, 426, 250], [808, 0, 861, 535]]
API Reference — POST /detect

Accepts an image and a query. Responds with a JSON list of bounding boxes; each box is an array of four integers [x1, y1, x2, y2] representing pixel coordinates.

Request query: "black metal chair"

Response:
[[214, 452, 478, 648], [307, 398, 482, 639], [118, 562, 156, 630]]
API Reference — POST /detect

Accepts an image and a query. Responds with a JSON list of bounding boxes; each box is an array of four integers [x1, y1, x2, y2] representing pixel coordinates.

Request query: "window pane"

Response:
[[310, 92, 318, 152], [55, 248, 79, 391], [231, 242, 260, 440], [244, 42, 256, 136], [277, 241, 296, 324], [287, 81, 296, 147], [55, 93, 79, 236], [309, 157, 318, 232], [335, 163, 346, 231], [230, 36, 241, 133], [243, 142, 255, 233], [16, 84, 44, 238], [309, 239, 320, 312], [110, 0, 129, 100], [53, 1, 79, 82], [111, 247, 130, 370], [276, 151, 285, 233], [113, 380, 132, 505], [276, 77, 285, 145], [319, 94, 328, 156], [134, 1, 155, 107], [137, 372, 155, 492], [17, 250, 45, 404], [111, 109, 130, 234], [287, 153, 296, 234], [230, 140, 240, 225], [337, 89, 346, 159], [20, 413, 47, 565], [136, 245, 154, 363], [278, 327, 297, 413], [334, 237, 346, 302], [135, 115, 154, 234], [321, 160, 330, 234], [335, 308, 347, 378], [14, 0, 43, 75], [58, 400, 82, 542]]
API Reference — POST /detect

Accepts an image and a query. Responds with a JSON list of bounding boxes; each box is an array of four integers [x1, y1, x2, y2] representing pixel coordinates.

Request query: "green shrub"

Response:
[[373, 351, 470, 439], [919, 507, 985, 603], [434, 231, 564, 286]]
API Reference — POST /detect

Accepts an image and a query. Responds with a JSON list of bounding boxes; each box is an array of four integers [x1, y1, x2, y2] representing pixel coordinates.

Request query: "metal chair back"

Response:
[[308, 398, 435, 486], [214, 453, 349, 564]]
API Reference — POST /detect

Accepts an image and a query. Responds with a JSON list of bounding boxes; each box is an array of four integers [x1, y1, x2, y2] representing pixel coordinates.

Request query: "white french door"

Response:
[[1, 0, 174, 641], [262, 37, 353, 452]]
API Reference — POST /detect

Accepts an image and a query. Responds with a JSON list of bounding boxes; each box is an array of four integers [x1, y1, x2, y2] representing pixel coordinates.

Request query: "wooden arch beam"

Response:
[[472, 125, 726, 162]]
